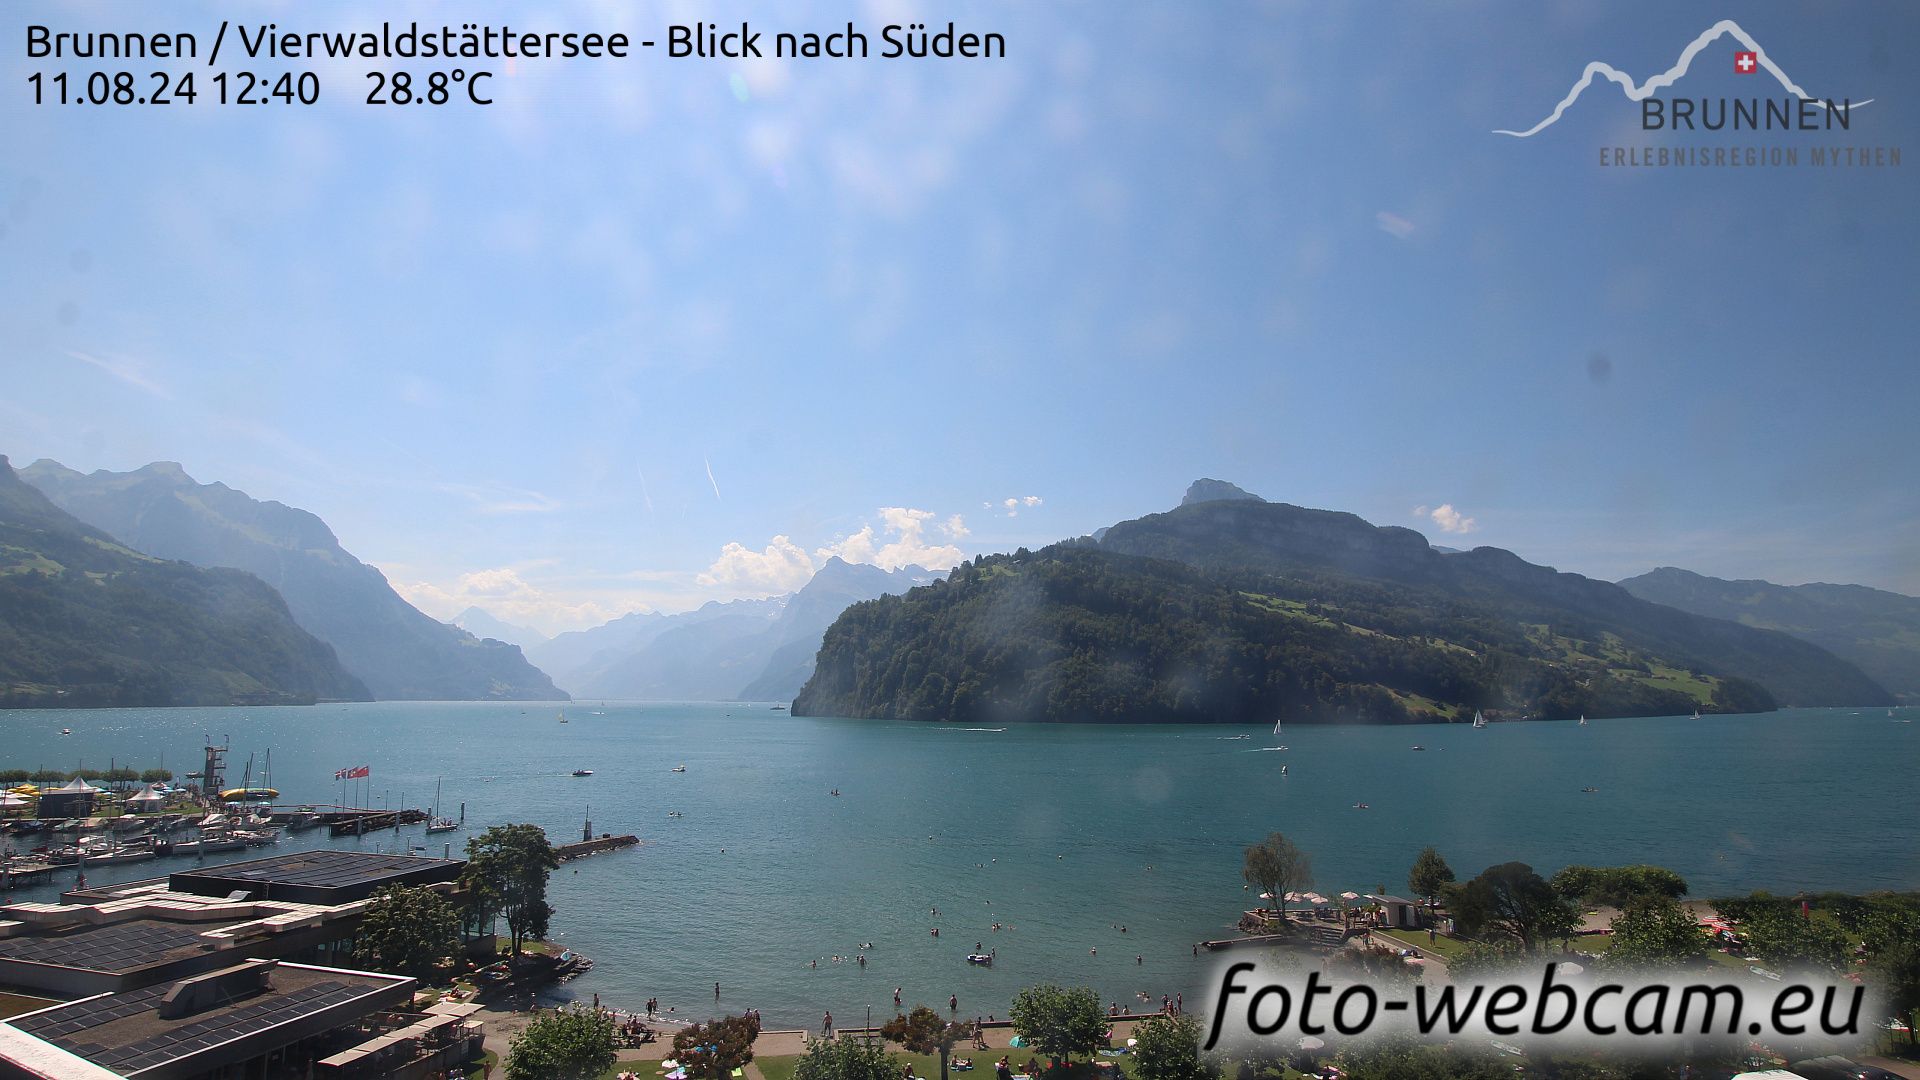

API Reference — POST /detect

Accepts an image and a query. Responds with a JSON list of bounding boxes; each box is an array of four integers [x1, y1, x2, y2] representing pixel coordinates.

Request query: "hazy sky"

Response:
[[4, 1, 1916, 633]]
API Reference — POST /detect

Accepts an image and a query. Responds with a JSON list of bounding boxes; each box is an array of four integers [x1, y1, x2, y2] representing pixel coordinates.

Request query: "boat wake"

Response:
[[953, 727, 1007, 732], [1244, 746, 1290, 752]]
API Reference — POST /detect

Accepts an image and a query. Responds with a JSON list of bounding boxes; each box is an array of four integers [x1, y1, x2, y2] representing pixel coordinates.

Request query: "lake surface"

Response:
[[2, 703, 1915, 1027]]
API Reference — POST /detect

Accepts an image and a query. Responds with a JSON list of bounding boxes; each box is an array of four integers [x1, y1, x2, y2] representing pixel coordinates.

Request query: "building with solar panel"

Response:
[[0, 957, 485, 1079], [0, 850, 496, 1076]]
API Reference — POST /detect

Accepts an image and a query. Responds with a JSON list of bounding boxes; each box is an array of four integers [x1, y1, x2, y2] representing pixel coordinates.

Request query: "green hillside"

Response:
[[794, 545, 1775, 724], [0, 456, 370, 708]]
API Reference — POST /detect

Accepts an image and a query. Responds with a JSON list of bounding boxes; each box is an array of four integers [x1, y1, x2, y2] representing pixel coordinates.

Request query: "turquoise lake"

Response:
[[2, 703, 1916, 1027]]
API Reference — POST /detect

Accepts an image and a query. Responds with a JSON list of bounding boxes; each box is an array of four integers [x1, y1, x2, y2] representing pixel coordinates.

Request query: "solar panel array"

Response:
[[0, 921, 214, 972], [18, 979, 371, 1073], [178, 850, 450, 889]]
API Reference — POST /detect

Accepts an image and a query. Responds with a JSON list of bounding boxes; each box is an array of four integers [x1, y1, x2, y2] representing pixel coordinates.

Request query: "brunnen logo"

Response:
[[1494, 19, 1899, 169]]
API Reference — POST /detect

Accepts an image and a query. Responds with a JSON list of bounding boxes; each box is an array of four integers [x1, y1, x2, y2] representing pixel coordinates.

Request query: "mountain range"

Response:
[[452, 606, 549, 650], [529, 557, 939, 701], [21, 459, 564, 702], [0, 456, 369, 708], [794, 481, 1893, 724], [1619, 567, 1920, 704]]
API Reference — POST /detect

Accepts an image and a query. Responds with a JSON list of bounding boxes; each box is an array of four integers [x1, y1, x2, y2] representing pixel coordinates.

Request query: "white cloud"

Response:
[[390, 566, 625, 635], [67, 350, 171, 399], [1415, 503, 1479, 535], [439, 483, 562, 515], [817, 506, 965, 571], [696, 535, 815, 594], [992, 495, 1044, 518], [1375, 211, 1416, 239]]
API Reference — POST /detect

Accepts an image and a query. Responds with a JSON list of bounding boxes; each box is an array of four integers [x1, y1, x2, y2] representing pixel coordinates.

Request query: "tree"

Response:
[[673, 1014, 762, 1080], [1549, 865, 1688, 907], [505, 1008, 616, 1080], [139, 768, 172, 783], [1242, 833, 1311, 922], [796, 1034, 901, 1080], [1008, 984, 1106, 1062], [1868, 938, 1920, 1046], [462, 823, 559, 956], [1407, 847, 1454, 915], [1131, 1014, 1213, 1080], [358, 884, 462, 982], [882, 1006, 968, 1080], [1606, 895, 1707, 969], [1446, 863, 1580, 953], [1738, 903, 1849, 971]]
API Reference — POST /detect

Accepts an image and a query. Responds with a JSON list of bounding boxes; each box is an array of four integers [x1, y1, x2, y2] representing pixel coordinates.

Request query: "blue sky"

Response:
[[3, 1, 1916, 632]]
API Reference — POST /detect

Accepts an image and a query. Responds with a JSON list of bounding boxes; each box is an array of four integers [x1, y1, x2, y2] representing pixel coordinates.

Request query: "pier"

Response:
[[1, 861, 56, 890], [555, 835, 639, 861]]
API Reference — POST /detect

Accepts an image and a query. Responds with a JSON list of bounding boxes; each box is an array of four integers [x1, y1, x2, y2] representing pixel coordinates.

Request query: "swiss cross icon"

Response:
[[1735, 50, 1758, 74]]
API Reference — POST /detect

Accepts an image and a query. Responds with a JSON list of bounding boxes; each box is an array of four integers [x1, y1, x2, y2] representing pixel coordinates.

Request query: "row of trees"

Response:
[[0, 766, 172, 785]]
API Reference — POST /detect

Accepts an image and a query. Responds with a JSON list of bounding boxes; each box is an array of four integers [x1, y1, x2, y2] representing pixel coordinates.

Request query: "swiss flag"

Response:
[[1734, 50, 1758, 74]]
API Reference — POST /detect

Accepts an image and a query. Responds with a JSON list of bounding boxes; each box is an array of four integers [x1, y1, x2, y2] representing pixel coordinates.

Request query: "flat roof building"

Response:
[[166, 850, 463, 906], [0, 959, 416, 1080]]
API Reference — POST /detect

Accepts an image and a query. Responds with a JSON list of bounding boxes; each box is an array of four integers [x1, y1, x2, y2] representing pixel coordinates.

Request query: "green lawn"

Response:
[[1371, 927, 1470, 960]]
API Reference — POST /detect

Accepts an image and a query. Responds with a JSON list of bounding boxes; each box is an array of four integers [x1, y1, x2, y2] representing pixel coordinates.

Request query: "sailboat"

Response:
[[1472, 710, 1486, 729], [1578, 715, 1588, 726], [1272, 719, 1283, 736], [558, 710, 567, 724], [426, 778, 457, 833]]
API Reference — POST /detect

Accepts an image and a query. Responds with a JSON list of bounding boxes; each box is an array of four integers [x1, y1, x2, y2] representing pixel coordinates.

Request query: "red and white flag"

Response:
[[334, 765, 370, 780], [1734, 50, 1758, 74]]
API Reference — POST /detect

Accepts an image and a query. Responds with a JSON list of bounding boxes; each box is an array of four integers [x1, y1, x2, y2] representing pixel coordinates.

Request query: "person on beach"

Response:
[[823, 1010, 834, 1036]]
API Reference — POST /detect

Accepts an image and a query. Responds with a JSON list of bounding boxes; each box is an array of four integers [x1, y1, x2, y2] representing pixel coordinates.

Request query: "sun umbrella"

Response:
[[1297, 1036, 1325, 1051], [1557, 962, 1584, 975], [1340, 891, 1361, 901]]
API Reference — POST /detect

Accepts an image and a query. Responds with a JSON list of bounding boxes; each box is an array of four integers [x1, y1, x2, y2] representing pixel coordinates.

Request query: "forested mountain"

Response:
[[795, 483, 1891, 724], [1098, 492, 1890, 709], [21, 459, 564, 701], [0, 456, 370, 708], [1620, 567, 1920, 703]]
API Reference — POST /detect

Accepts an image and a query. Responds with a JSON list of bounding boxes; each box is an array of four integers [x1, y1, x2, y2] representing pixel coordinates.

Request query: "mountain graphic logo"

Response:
[[1496, 19, 1871, 137]]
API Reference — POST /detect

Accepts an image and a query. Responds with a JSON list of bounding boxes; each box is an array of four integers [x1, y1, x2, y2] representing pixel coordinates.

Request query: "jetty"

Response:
[[1, 861, 56, 890], [555, 835, 638, 861], [326, 808, 430, 835]]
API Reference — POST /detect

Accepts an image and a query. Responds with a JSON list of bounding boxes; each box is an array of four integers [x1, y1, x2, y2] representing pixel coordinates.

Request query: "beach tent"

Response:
[[124, 786, 167, 812], [37, 778, 101, 818], [0, 792, 30, 810]]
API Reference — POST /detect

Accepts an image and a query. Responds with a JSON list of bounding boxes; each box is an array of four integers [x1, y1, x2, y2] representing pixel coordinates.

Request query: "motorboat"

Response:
[[83, 844, 156, 866], [572, 769, 594, 777], [671, 765, 687, 773], [966, 953, 993, 965], [173, 834, 245, 855]]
